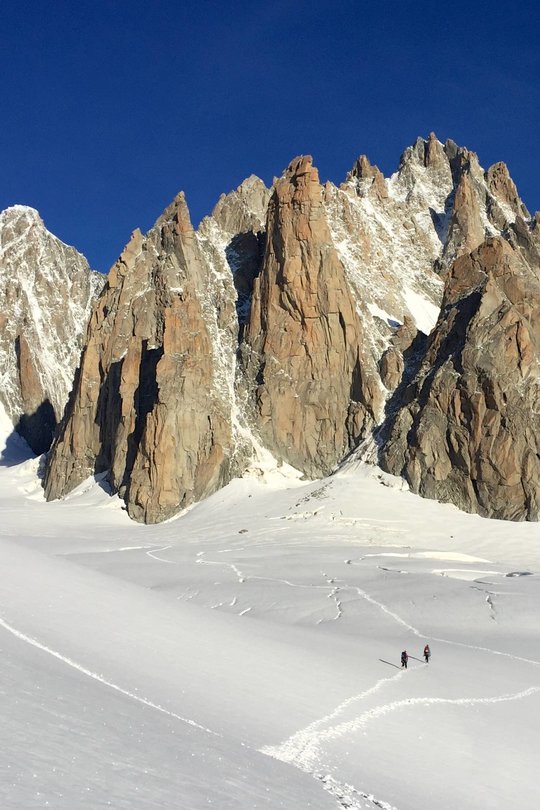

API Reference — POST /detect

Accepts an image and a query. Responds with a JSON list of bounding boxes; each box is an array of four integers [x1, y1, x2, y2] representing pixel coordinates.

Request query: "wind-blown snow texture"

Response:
[[1, 411, 540, 809]]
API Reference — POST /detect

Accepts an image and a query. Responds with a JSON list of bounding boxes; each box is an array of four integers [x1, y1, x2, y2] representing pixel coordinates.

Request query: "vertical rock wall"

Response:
[[381, 231, 540, 520], [44, 194, 235, 523], [242, 156, 381, 476]]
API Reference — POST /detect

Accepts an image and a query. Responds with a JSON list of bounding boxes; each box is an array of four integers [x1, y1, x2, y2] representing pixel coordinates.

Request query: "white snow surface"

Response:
[[402, 287, 441, 336], [1, 415, 540, 809]]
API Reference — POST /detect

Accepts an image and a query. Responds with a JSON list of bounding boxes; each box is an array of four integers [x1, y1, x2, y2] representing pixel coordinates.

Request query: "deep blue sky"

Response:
[[1, 0, 538, 272]]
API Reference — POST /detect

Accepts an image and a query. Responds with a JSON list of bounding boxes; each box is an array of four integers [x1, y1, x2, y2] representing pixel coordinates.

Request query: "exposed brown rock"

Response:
[[379, 317, 419, 390], [33, 134, 540, 525], [44, 193, 235, 523], [424, 132, 448, 171], [485, 162, 530, 221], [198, 175, 270, 331], [242, 156, 381, 476], [442, 172, 486, 265], [345, 155, 388, 199], [380, 235, 540, 520], [211, 175, 270, 234]]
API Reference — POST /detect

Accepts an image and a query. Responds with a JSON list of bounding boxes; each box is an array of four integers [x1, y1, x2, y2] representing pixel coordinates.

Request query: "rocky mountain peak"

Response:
[[154, 191, 194, 235], [44, 192, 237, 522], [442, 170, 486, 265], [30, 134, 539, 524], [242, 155, 381, 477], [0, 204, 44, 230], [345, 155, 388, 200], [0, 204, 103, 453], [210, 175, 269, 235], [424, 132, 448, 169], [485, 161, 530, 221]]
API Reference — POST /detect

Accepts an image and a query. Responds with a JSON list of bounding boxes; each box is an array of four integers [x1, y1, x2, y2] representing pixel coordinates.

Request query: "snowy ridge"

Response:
[[0, 204, 103, 434], [325, 167, 446, 349]]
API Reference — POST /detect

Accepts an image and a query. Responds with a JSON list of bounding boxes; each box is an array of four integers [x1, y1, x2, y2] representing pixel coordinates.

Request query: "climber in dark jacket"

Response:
[[401, 650, 408, 669]]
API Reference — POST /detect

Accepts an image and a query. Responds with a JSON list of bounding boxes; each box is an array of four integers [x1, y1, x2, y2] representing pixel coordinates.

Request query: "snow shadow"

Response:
[[0, 427, 35, 467], [379, 659, 401, 670], [13, 398, 56, 456]]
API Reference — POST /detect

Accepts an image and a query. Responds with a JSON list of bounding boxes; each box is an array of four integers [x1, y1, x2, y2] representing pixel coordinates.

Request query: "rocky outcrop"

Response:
[[378, 316, 422, 391], [442, 172, 486, 265], [242, 156, 382, 477], [0, 206, 103, 454], [345, 155, 388, 200], [485, 161, 530, 222], [197, 175, 270, 330], [380, 233, 540, 520], [44, 193, 236, 523]]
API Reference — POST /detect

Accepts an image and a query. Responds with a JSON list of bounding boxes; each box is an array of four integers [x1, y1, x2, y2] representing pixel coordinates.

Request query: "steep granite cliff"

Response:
[[44, 194, 236, 523], [242, 156, 381, 476], [380, 222, 540, 520]]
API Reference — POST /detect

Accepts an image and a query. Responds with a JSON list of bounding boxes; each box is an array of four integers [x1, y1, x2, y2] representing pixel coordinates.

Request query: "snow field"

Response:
[[1, 432, 540, 808]]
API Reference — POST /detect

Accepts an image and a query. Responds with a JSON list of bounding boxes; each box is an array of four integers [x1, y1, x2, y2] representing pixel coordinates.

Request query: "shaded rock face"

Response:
[[242, 156, 381, 477], [380, 234, 540, 520], [44, 194, 235, 523], [378, 316, 422, 392], [197, 175, 270, 333], [0, 206, 103, 454]]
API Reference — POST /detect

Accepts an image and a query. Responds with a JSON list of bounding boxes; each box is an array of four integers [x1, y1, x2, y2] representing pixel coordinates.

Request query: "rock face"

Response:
[[0, 206, 103, 453], [442, 172, 486, 264], [197, 175, 270, 332], [41, 134, 539, 523], [380, 229, 540, 520], [242, 156, 381, 476], [44, 194, 236, 523]]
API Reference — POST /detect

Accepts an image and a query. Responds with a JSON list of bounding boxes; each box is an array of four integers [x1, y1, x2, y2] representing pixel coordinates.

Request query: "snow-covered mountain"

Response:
[[2, 140, 540, 808], [5, 134, 539, 521], [0, 205, 104, 453]]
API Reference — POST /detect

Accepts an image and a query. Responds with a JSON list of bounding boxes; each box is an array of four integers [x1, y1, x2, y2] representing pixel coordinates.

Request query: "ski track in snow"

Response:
[[196, 555, 246, 583], [140, 548, 540, 670], [53, 542, 540, 810], [0, 611, 382, 810], [264, 683, 540, 771], [258, 577, 540, 809], [317, 774, 400, 810], [0, 616, 222, 739], [145, 545, 175, 563]]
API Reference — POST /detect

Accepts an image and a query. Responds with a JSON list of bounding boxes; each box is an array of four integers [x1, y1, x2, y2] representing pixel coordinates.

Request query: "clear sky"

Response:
[[1, 0, 538, 272]]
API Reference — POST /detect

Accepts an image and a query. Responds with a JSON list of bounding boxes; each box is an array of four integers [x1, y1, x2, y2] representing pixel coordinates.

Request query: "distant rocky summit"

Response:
[[3, 134, 538, 522], [0, 206, 103, 453]]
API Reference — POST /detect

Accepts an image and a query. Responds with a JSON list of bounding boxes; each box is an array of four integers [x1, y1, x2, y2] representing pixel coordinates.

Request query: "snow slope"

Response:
[[1, 427, 540, 808]]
